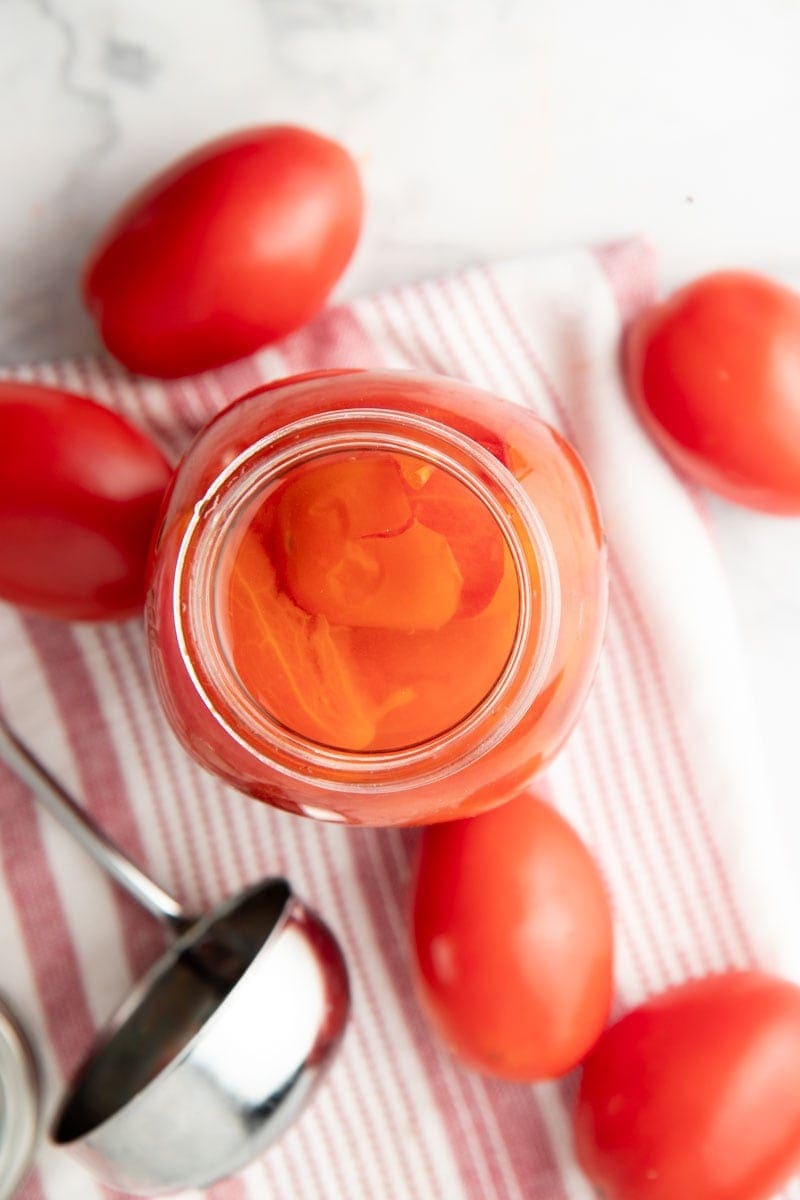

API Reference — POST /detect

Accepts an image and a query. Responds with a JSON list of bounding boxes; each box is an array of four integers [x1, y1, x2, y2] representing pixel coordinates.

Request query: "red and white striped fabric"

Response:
[[1, 238, 798, 1200]]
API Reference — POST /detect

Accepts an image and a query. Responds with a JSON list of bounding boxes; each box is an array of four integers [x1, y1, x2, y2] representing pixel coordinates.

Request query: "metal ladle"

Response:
[[0, 717, 350, 1196]]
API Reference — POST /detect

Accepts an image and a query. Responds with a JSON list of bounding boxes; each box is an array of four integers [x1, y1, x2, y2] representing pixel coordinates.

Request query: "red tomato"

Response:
[[0, 382, 172, 620], [411, 791, 613, 1080], [575, 971, 800, 1200], [625, 271, 800, 513], [83, 126, 363, 378], [409, 466, 505, 617]]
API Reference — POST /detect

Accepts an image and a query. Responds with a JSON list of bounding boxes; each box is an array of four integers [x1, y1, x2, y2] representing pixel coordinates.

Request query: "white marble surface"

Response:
[[1, 0, 799, 847]]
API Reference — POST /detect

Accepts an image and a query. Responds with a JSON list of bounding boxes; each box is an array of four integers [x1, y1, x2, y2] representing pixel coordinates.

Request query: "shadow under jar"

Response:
[[147, 370, 607, 826]]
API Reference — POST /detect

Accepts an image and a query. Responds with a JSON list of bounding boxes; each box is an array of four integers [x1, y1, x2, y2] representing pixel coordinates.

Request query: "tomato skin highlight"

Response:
[[411, 791, 613, 1079], [575, 971, 800, 1200], [625, 270, 800, 513], [0, 382, 172, 621], [83, 126, 364, 378]]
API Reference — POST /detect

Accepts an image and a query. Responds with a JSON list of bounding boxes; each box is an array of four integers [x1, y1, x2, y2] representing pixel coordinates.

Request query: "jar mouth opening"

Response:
[[173, 408, 561, 792]]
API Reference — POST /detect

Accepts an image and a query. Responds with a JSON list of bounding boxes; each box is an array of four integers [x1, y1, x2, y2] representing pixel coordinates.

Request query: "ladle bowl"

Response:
[[53, 878, 348, 1194]]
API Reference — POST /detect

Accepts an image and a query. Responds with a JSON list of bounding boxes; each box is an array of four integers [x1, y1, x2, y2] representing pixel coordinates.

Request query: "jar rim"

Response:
[[172, 406, 561, 794]]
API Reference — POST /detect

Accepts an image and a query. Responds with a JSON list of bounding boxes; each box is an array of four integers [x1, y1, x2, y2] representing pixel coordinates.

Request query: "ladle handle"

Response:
[[0, 716, 190, 932]]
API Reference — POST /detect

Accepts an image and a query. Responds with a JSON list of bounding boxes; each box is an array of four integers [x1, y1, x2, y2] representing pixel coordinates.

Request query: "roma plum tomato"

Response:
[[408, 467, 505, 617], [0, 382, 172, 621], [276, 455, 463, 632], [411, 792, 613, 1080], [625, 271, 800, 512], [575, 971, 800, 1200], [83, 125, 363, 378], [225, 532, 377, 751]]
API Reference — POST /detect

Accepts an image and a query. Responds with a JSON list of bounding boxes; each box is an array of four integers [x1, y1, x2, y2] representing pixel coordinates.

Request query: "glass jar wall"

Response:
[[147, 370, 607, 826]]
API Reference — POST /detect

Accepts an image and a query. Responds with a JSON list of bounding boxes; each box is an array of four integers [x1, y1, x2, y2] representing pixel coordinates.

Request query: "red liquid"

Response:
[[218, 450, 522, 753]]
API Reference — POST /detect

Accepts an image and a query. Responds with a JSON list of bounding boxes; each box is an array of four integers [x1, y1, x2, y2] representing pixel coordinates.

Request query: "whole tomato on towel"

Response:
[[625, 271, 800, 513], [0, 381, 171, 620], [83, 125, 363, 378], [575, 971, 800, 1200], [411, 791, 613, 1079]]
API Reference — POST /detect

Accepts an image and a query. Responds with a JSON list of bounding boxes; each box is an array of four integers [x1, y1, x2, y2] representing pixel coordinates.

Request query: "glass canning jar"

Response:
[[147, 370, 607, 826]]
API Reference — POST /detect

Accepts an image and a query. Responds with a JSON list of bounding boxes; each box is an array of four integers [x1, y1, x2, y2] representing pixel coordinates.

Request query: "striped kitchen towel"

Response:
[[1, 238, 798, 1200]]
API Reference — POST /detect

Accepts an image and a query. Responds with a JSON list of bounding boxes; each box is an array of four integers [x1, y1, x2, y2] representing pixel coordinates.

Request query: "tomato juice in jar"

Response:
[[147, 370, 606, 825]]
